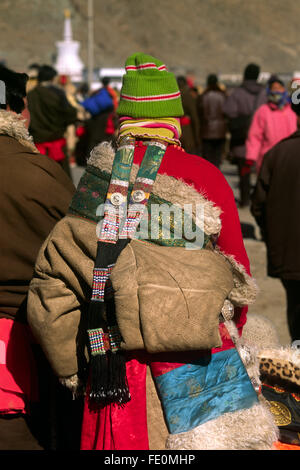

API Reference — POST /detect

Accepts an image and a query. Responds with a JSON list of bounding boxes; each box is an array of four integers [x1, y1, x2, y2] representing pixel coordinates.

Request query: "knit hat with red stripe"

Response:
[[117, 53, 184, 118]]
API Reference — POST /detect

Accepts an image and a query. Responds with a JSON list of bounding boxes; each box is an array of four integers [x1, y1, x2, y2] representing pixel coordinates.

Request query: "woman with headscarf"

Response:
[[246, 75, 297, 174]]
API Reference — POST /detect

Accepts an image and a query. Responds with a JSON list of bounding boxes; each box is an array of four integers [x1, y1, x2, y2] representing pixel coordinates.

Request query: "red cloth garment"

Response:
[[240, 159, 254, 177], [273, 441, 300, 450], [0, 319, 38, 415], [80, 143, 251, 449], [81, 354, 149, 450], [81, 330, 237, 450], [76, 126, 86, 138], [105, 113, 115, 135], [35, 138, 66, 162], [180, 116, 192, 126]]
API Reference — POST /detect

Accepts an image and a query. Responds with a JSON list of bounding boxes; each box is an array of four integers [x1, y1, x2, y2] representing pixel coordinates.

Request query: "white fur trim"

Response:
[[59, 374, 83, 398], [242, 314, 280, 351], [258, 347, 300, 367], [225, 320, 261, 389], [216, 249, 259, 307], [88, 142, 258, 307], [87, 141, 222, 236], [0, 109, 38, 153], [165, 399, 279, 450]]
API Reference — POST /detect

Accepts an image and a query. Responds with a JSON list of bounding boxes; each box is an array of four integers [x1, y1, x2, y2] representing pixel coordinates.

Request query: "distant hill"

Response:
[[1, 0, 300, 85]]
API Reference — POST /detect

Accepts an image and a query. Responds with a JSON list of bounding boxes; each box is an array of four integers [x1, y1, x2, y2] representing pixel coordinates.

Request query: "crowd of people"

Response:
[[19, 61, 299, 209], [0, 53, 300, 452]]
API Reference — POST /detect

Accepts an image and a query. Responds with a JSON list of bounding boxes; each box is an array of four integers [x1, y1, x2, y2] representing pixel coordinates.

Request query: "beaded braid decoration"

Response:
[[91, 267, 109, 302], [88, 263, 116, 361], [88, 328, 107, 356], [88, 140, 136, 362], [87, 139, 168, 404]]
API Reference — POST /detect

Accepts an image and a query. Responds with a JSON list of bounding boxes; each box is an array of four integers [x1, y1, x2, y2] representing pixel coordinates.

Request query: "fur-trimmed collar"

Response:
[[86, 141, 258, 307], [87, 141, 222, 237], [0, 109, 39, 153]]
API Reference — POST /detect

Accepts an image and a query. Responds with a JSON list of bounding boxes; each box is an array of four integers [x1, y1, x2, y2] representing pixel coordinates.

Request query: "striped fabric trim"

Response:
[[125, 62, 167, 71], [135, 176, 155, 186], [119, 121, 180, 137], [110, 179, 129, 187], [116, 143, 135, 152], [91, 268, 108, 301], [120, 91, 181, 102], [88, 328, 106, 356]]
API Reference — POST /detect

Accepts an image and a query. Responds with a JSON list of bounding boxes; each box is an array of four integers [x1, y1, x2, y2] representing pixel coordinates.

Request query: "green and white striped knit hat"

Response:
[[117, 53, 184, 118]]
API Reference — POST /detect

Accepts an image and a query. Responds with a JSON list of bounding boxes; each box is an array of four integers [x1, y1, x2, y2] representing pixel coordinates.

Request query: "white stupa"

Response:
[[54, 9, 84, 83]]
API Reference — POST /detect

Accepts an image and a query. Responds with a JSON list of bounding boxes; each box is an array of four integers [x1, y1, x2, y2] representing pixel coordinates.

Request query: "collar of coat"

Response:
[[0, 109, 39, 154], [85, 141, 222, 237], [68, 140, 258, 309]]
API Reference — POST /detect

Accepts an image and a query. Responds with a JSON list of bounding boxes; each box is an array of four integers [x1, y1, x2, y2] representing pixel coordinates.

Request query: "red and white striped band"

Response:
[[120, 91, 181, 102], [125, 62, 167, 72]]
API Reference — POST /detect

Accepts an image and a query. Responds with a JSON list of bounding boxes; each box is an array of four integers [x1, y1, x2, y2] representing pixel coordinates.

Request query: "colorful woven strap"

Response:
[[120, 141, 167, 239], [99, 139, 167, 244], [87, 139, 168, 405], [98, 140, 135, 243]]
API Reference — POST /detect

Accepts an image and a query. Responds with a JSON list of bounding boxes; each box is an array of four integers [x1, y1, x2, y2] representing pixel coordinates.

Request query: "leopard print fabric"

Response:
[[259, 357, 300, 387]]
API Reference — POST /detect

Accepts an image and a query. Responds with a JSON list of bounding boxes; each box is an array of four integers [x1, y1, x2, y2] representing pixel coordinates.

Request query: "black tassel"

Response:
[[105, 298, 131, 405], [87, 300, 109, 403], [89, 353, 109, 403], [107, 351, 131, 405]]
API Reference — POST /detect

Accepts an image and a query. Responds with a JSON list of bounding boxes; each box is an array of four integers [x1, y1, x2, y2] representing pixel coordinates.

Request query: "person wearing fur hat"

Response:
[[0, 65, 76, 449], [27, 53, 278, 450]]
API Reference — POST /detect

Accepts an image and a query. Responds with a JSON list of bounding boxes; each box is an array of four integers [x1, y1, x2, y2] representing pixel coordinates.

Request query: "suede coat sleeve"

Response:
[[27, 216, 97, 378], [0, 135, 75, 320], [250, 150, 272, 236]]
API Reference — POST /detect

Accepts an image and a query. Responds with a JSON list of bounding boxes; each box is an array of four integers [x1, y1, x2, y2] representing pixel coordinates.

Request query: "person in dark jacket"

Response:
[[0, 65, 79, 450], [27, 65, 77, 175], [75, 78, 117, 164], [177, 76, 201, 154], [223, 64, 266, 206], [251, 97, 300, 343], [198, 74, 227, 168]]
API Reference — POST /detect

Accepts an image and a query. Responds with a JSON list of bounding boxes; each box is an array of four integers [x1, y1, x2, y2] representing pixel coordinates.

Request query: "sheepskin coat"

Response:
[[27, 140, 278, 450], [0, 110, 75, 321]]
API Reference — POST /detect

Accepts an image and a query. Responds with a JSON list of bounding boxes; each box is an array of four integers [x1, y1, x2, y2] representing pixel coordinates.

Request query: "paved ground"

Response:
[[71, 159, 291, 346]]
